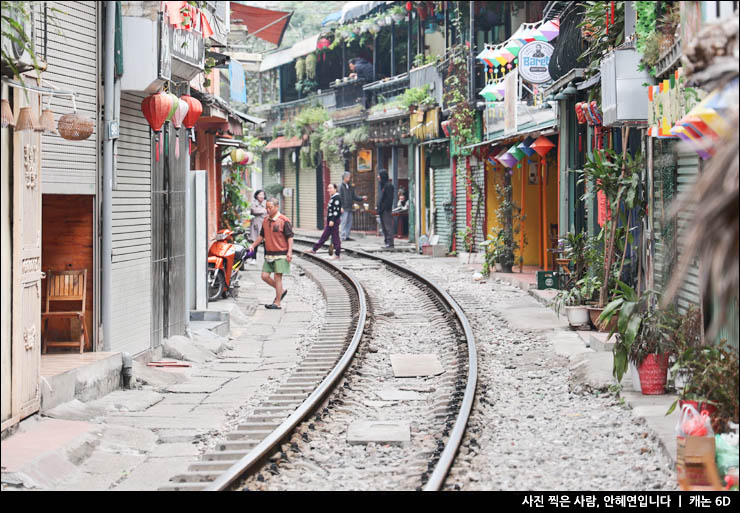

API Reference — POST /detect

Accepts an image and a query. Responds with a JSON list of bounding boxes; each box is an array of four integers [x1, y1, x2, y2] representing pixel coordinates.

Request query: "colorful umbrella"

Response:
[[530, 135, 555, 157]]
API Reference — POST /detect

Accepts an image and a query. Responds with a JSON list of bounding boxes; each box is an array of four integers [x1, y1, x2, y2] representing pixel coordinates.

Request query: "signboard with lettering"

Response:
[[519, 41, 554, 84]]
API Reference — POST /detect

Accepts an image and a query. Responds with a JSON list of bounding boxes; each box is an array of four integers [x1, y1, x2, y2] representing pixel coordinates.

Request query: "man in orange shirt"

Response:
[[248, 197, 294, 309]]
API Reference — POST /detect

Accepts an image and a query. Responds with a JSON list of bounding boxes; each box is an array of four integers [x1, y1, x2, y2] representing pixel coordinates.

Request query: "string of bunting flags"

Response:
[[477, 18, 560, 102], [647, 70, 735, 160]]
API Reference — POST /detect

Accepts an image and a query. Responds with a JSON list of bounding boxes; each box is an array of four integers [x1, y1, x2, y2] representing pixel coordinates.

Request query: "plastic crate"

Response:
[[536, 271, 558, 290]]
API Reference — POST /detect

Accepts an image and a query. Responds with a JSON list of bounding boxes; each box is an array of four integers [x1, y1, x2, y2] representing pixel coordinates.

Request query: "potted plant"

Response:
[[667, 307, 739, 432], [553, 285, 588, 328], [389, 5, 405, 23], [599, 284, 678, 394], [479, 229, 506, 275]]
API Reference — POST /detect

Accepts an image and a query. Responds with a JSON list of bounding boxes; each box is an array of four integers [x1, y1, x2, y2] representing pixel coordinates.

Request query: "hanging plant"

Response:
[[295, 57, 305, 82], [344, 126, 369, 151], [300, 146, 313, 168], [305, 53, 317, 81], [443, 46, 477, 154]]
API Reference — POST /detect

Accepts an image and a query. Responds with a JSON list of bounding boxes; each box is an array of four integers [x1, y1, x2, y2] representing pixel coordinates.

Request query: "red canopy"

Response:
[[230, 4, 293, 47], [265, 136, 302, 150]]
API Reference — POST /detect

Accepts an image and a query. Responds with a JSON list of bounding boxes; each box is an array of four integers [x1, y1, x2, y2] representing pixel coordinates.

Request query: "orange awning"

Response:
[[264, 136, 303, 150], [230, 4, 292, 47]]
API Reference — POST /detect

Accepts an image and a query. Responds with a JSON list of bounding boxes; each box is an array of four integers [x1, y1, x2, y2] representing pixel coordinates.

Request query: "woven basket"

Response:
[[57, 112, 93, 140]]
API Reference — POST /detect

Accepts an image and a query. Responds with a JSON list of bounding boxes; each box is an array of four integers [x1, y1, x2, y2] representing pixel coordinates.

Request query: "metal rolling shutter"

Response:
[[327, 156, 344, 186], [652, 141, 677, 294], [433, 167, 453, 249], [675, 150, 701, 313], [282, 151, 297, 223], [455, 162, 467, 250], [471, 165, 485, 248], [298, 163, 317, 229], [110, 92, 152, 355], [37, 1, 99, 194]]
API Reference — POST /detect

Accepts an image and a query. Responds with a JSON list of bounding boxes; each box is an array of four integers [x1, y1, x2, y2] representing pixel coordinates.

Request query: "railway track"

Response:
[[161, 240, 476, 491]]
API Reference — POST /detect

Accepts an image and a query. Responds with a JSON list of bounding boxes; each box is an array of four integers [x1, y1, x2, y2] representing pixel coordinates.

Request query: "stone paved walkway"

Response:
[[1, 256, 323, 491]]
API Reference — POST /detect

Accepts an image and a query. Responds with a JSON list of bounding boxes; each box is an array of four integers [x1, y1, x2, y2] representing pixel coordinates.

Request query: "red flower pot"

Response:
[[678, 399, 718, 418], [637, 353, 670, 395]]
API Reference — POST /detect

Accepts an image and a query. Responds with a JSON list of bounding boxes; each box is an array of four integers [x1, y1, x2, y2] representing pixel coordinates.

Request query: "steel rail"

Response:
[[204, 248, 366, 491], [293, 237, 477, 491]]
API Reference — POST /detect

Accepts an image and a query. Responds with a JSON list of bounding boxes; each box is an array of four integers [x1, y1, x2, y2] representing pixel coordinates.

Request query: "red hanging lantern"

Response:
[[530, 135, 556, 158], [180, 95, 203, 154], [141, 92, 174, 162], [317, 37, 331, 62], [405, 1, 412, 12]]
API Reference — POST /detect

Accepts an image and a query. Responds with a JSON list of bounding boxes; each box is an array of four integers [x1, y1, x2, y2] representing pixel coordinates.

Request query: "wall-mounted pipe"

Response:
[[102, 1, 115, 351]]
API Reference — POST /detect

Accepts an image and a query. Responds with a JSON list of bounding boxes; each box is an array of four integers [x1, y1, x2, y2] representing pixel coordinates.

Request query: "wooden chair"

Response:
[[42, 269, 89, 354]]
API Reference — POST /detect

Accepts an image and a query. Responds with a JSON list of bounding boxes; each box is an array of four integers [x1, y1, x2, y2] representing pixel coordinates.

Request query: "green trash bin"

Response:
[[536, 271, 558, 290]]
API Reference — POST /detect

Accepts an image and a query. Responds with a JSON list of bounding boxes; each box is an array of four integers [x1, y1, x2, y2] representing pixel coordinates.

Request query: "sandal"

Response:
[[281, 290, 288, 300], [265, 303, 282, 309]]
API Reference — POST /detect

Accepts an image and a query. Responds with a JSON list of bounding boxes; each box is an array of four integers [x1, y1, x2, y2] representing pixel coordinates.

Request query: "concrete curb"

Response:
[[40, 353, 123, 413]]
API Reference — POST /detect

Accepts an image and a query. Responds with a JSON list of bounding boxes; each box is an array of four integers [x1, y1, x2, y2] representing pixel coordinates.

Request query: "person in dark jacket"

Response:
[[349, 57, 373, 82], [339, 171, 367, 241], [377, 170, 395, 248], [310, 183, 342, 260]]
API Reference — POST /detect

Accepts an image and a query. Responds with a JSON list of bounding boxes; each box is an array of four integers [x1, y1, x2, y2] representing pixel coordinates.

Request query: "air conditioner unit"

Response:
[[600, 47, 653, 126], [0, 2, 42, 76]]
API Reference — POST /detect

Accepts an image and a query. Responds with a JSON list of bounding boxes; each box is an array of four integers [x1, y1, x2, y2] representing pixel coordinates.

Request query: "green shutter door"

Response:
[[299, 163, 317, 229], [675, 149, 701, 313]]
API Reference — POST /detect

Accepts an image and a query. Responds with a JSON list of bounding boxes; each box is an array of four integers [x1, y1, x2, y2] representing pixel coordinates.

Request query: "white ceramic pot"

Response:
[[565, 306, 589, 327], [629, 362, 642, 392]]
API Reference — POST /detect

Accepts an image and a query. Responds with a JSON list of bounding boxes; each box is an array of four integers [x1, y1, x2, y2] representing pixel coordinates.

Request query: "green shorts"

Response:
[[262, 258, 291, 275]]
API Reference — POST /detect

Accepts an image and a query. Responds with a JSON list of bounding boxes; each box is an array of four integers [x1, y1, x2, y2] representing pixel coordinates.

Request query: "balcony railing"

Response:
[[363, 73, 410, 109]]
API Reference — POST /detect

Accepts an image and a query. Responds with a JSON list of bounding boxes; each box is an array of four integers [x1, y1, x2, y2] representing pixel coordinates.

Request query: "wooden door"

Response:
[[10, 89, 42, 427]]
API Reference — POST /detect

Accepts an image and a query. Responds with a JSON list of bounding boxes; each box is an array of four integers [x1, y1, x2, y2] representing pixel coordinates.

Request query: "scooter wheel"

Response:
[[208, 267, 225, 302]]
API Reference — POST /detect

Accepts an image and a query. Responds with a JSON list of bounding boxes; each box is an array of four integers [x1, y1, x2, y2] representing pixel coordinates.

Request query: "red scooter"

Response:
[[207, 228, 252, 301]]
